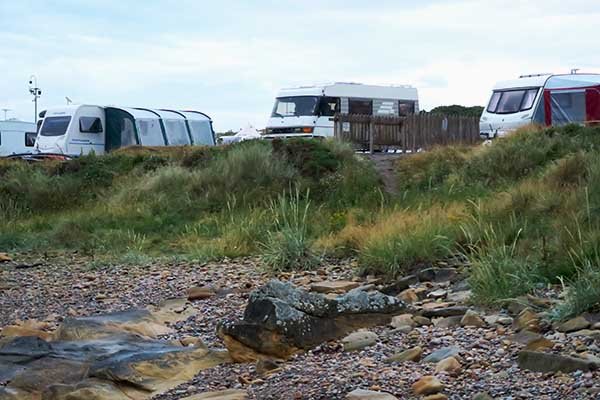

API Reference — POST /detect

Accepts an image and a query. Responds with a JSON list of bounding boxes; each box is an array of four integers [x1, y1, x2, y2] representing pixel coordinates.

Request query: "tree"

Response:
[[427, 105, 484, 117]]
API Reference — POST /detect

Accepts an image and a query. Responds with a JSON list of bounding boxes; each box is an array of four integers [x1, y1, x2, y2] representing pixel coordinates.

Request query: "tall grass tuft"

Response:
[[261, 189, 319, 272]]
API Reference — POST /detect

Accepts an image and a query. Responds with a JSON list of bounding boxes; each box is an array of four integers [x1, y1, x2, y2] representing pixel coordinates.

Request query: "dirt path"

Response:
[[363, 153, 405, 195]]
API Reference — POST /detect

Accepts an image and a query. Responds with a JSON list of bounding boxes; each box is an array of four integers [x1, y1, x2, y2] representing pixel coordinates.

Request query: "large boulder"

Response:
[[518, 350, 599, 373], [218, 280, 408, 361]]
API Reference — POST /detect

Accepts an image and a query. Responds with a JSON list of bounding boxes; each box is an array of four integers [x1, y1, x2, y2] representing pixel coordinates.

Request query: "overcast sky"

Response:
[[1, 0, 599, 131]]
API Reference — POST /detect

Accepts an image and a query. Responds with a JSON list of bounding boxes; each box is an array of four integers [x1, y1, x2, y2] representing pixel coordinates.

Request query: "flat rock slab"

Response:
[[183, 389, 248, 399], [422, 306, 467, 318], [423, 346, 461, 363], [311, 280, 361, 294], [518, 350, 599, 373], [346, 389, 398, 399], [218, 280, 408, 360], [0, 308, 229, 400]]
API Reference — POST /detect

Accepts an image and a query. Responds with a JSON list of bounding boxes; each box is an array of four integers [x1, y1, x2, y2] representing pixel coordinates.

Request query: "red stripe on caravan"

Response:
[[586, 89, 600, 124]]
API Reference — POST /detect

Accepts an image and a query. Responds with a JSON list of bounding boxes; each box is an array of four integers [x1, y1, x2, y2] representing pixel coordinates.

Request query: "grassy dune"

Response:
[[2, 125, 600, 318]]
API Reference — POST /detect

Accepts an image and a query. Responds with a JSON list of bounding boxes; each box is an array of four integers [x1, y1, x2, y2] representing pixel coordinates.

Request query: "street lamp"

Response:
[[1, 108, 10, 121], [28, 75, 42, 123]]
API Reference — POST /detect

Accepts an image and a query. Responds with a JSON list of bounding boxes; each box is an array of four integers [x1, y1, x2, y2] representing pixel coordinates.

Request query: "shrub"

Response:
[[261, 190, 319, 272], [552, 259, 600, 320]]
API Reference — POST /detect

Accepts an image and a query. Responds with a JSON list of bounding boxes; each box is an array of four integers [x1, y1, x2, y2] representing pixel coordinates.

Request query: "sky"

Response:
[[1, 0, 600, 131]]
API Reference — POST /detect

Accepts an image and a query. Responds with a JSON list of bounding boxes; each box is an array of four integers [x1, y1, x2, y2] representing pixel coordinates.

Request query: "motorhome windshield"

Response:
[[40, 116, 72, 136], [272, 96, 319, 117], [487, 88, 540, 114]]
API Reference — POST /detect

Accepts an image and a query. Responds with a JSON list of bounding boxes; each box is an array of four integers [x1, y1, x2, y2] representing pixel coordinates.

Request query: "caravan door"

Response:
[[544, 87, 600, 126]]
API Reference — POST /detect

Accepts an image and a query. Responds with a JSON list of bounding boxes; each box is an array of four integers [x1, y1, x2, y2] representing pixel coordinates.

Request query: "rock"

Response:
[[412, 376, 444, 396], [513, 308, 541, 332], [182, 390, 248, 400], [446, 290, 471, 303], [346, 389, 398, 399], [472, 393, 494, 400], [424, 395, 448, 400], [0, 253, 12, 263], [342, 331, 378, 352], [256, 359, 281, 376], [1, 326, 53, 341], [517, 350, 599, 373], [506, 297, 530, 315], [390, 314, 415, 329], [524, 337, 555, 351], [422, 306, 467, 318], [460, 310, 485, 327], [413, 316, 432, 326], [380, 275, 418, 295], [384, 346, 423, 363], [218, 280, 408, 360], [311, 281, 361, 294], [180, 336, 207, 348], [558, 316, 590, 333], [188, 286, 216, 300], [399, 289, 418, 304], [428, 289, 447, 299], [567, 329, 600, 340], [507, 330, 544, 345], [0, 310, 230, 400], [497, 316, 513, 326], [435, 356, 461, 374], [433, 316, 462, 328], [417, 268, 457, 283], [423, 346, 461, 363]]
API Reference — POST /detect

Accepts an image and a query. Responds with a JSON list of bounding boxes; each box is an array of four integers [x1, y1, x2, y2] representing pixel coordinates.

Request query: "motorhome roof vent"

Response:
[[519, 73, 552, 78]]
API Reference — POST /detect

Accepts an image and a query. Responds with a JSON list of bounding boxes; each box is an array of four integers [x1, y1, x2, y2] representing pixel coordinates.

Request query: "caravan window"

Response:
[[349, 99, 373, 115], [399, 101, 416, 116], [137, 119, 165, 146], [188, 120, 214, 145], [164, 120, 191, 145], [487, 88, 540, 114], [79, 117, 103, 133], [40, 116, 71, 136], [25, 132, 37, 147]]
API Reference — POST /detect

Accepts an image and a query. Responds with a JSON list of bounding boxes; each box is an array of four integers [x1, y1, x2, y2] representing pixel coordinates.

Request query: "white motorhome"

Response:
[[480, 73, 600, 139], [34, 105, 216, 157], [265, 82, 419, 139], [0, 120, 37, 157]]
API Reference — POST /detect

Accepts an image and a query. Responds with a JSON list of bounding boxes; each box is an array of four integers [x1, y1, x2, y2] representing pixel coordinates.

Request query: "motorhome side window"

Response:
[[79, 117, 103, 133], [349, 99, 373, 115], [487, 88, 539, 114], [318, 97, 340, 116], [399, 101, 415, 116], [40, 116, 71, 136]]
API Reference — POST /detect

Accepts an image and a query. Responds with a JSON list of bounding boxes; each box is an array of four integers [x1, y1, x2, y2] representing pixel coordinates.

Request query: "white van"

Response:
[[0, 120, 37, 157], [480, 73, 600, 139], [265, 82, 419, 139], [35, 105, 216, 157]]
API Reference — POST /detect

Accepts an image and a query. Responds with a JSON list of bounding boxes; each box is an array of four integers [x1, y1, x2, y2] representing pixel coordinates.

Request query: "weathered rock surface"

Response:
[[518, 350, 599, 373], [557, 316, 590, 333], [346, 389, 398, 399], [0, 308, 229, 400], [311, 281, 360, 294], [412, 376, 444, 396], [182, 389, 248, 400], [423, 346, 461, 363], [218, 280, 408, 360], [188, 286, 216, 301], [342, 330, 378, 352], [417, 268, 457, 283], [435, 356, 461, 374], [384, 346, 423, 363], [422, 306, 467, 318], [460, 310, 485, 327], [380, 275, 418, 295]]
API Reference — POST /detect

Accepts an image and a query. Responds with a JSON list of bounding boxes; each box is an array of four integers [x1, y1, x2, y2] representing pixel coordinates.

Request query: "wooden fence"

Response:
[[334, 114, 481, 152]]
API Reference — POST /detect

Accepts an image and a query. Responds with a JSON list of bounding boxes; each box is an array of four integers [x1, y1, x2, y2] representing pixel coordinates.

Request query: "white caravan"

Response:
[[480, 73, 600, 139], [0, 120, 37, 157], [34, 105, 216, 157], [265, 82, 419, 139]]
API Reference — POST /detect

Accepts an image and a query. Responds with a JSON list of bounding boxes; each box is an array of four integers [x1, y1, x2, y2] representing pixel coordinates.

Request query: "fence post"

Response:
[[369, 118, 375, 154]]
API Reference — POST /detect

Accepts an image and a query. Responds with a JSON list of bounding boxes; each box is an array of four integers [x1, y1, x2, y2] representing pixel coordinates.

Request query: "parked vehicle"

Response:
[[480, 72, 600, 139], [264, 82, 418, 139], [34, 105, 216, 157], [0, 120, 37, 157], [219, 124, 262, 145]]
